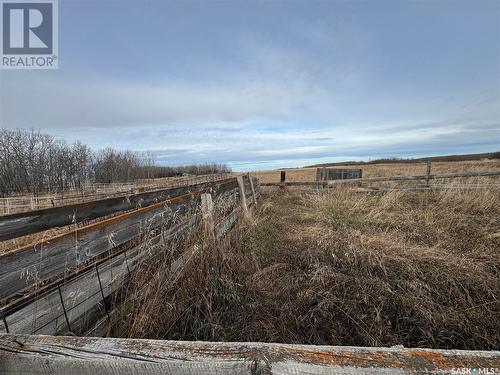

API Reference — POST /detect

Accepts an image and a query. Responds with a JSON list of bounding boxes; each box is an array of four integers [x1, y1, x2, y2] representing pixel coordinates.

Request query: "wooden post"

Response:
[[426, 160, 432, 185], [280, 171, 286, 190], [247, 173, 257, 207], [201, 193, 215, 240], [236, 176, 250, 220]]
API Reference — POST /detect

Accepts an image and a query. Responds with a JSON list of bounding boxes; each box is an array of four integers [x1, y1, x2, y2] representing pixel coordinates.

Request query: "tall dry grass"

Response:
[[114, 185, 500, 350]]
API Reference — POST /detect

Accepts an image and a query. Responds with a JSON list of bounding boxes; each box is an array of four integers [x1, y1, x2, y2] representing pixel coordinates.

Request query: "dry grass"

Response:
[[255, 159, 500, 183], [115, 182, 500, 350]]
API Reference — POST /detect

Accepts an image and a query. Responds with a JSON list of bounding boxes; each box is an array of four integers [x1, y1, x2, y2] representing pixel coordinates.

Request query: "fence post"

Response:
[[247, 173, 257, 207], [426, 160, 432, 185], [201, 193, 215, 240], [280, 171, 286, 190], [236, 176, 250, 220]]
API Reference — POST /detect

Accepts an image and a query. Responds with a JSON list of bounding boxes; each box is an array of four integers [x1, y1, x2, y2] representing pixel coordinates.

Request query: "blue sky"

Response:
[[1, 0, 499, 171]]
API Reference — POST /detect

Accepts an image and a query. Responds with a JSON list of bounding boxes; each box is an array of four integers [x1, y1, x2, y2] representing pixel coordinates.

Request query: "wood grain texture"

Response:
[[1, 215, 200, 336], [0, 176, 257, 338], [0, 178, 235, 241], [247, 174, 258, 207], [0, 196, 195, 302], [0, 179, 239, 301], [0, 334, 499, 375], [236, 176, 250, 220]]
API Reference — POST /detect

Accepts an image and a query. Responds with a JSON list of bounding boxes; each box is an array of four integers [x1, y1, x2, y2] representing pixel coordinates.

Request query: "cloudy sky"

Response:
[[1, 0, 499, 171]]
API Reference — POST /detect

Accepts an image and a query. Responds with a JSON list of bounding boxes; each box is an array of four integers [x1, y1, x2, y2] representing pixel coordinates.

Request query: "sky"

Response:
[[0, 0, 499, 171]]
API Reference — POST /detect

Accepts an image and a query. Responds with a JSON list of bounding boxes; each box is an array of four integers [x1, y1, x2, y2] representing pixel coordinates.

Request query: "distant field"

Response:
[[255, 159, 500, 183]]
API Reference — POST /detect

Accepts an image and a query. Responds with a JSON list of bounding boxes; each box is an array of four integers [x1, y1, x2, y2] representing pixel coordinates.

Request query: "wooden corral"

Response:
[[0, 175, 260, 337], [0, 334, 499, 374], [0, 173, 233, 216], [316, 167, 363, 181], [0, 175, 233, 241]]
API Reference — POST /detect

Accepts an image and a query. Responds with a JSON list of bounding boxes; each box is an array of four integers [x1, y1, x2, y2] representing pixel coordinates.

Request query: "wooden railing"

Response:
[[262, 170, 500, 188], [0, 334, 498, 374], [0, 175, 259, 337], [0, 173, 233, 215]]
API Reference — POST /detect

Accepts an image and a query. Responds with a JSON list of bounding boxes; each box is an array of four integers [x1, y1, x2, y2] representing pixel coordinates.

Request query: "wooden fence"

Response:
[[316, 167, 363, 181], [0, 173, 233, 215], [263, 170, 500, 188], [1, 334, 499, 374], [0, 175, 235, 241], [0, 174, 260, 337]]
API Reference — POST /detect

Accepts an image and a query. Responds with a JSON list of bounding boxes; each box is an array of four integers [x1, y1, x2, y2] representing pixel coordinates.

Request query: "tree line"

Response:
[[0, 129, 230, 196]]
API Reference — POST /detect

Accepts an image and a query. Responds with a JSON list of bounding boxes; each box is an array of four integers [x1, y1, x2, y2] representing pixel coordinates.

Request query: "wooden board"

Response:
[[0, 197, 194, 301], [0, 180, 239, 301], [0, 176, 258, 337], [0, 178, 236, 241], [316, 168, 362, 181], [0, 334, 499, 375], [0, 215, 199, 336]]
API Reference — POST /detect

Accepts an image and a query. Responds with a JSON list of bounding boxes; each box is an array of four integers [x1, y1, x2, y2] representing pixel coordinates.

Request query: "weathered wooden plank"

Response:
[[236, 176, 250, 220], [247, 174, 258, 207], [89, 187, 256, 338], [0, 180, 239, 301], [0, 196, 195, 302], [0, 178, 236, 241], [0, 177, 255, 338], [201, 194, 215, 240], [0, 334, 499, 375], [316, 168, 363, 181], [0, 214, 200, 336], [261, 170, 500, 186]]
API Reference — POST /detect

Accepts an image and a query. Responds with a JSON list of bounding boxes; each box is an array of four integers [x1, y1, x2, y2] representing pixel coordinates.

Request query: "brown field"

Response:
[[116, 162, 500, 351], [255, 159, 500, 183]]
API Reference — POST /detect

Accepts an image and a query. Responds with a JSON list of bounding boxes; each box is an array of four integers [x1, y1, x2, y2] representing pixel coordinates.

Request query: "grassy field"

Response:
[[116, 169, 500, 350], [255, 159, 500, 183]]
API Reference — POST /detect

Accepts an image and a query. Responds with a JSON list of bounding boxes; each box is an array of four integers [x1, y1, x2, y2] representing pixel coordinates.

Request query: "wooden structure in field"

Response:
[[0, 173, 232, 216], [316, 167, 363, 181], [0, 175, 260, 337]]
